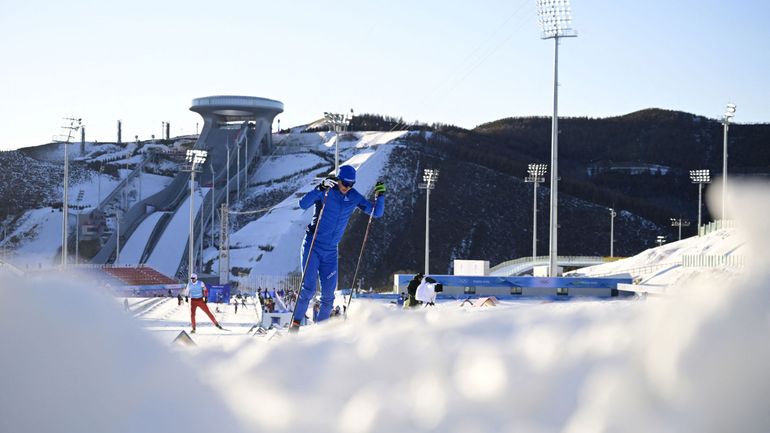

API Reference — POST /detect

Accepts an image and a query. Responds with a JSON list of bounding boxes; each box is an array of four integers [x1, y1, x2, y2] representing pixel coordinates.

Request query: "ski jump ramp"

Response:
[[92, 96, 283, 279]]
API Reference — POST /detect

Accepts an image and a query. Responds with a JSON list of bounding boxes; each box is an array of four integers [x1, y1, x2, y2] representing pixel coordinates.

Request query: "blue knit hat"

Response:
[[338, 165, 356, 185]]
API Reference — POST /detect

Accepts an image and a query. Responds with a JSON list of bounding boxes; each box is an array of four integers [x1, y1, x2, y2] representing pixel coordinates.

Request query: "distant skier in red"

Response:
[[185, 273, 223, 333]]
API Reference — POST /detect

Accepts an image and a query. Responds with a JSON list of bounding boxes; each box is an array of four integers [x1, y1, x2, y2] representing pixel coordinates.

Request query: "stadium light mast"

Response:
[[62, 138, 69, 268], [74, 190, 84, 265], [721, 103, 736, 219], [186, 149, 208, 279], [57, 117, 81, 269], [671, 217, 691, 241], [525, 163, 547, 263], [609, 207, 617, 257], [226, 141, 231, 211], [324, 109, 354, 173], [210, 162, 216, 244], [419, 169, 439, 275], [690, 169, 711, 230], [236, 138, 241, 201], [537, 0, 577, 277], [115, 210, 121, 265]]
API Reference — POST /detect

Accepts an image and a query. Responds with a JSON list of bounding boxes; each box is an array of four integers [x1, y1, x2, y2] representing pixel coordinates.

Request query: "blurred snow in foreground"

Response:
[[1, 181, 769, 433]]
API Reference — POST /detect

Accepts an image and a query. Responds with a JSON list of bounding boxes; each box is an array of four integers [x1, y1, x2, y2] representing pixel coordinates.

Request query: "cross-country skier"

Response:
[[185, 273, 223, 333], [290, 165, 385, 332]]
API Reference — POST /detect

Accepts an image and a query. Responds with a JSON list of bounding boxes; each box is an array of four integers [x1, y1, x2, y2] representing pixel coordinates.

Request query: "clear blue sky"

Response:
[[1, 0, 768, 150]]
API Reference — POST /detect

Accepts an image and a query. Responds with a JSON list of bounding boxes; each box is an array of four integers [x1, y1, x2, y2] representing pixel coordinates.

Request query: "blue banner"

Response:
[[207, 284, 231, 304]]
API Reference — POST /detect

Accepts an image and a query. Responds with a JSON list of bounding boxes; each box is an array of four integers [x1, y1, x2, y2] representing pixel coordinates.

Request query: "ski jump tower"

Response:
[[188, 96, 284, 279], [91, 95, 283, 280]]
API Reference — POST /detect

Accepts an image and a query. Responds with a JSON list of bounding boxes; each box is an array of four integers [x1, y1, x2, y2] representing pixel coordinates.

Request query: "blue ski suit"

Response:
[[293, 185, 384, 323]]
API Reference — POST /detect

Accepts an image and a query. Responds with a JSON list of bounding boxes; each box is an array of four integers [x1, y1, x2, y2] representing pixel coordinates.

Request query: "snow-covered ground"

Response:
[[251, 153, 326, 183], [1, 181, 768, 433], [145, 188, 209, 277], [119, 212, 164, 264], [5, 207, 64, 267]]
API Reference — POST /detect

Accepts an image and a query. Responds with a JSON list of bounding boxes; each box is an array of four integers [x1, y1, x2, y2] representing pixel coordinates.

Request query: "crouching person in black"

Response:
[[416, 276, 440, 306], [404, 273, 423, 308]]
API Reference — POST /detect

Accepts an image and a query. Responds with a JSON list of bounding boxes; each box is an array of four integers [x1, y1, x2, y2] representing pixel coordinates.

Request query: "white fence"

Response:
[[699, 219, 737, 236], [240, 273, 303, 293], [681, 254, 746, 268]]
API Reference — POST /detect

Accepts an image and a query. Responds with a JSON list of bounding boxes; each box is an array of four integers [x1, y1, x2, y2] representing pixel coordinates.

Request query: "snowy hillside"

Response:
[[0, 137, 191, 267], [221, 131, 405, 284]]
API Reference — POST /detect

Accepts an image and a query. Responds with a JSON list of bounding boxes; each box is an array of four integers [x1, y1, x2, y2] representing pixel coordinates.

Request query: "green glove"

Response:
[[374, 181, 386, 197]]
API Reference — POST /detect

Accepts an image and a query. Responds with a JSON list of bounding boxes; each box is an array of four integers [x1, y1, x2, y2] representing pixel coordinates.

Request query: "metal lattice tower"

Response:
[[55, 117, 81, 268]]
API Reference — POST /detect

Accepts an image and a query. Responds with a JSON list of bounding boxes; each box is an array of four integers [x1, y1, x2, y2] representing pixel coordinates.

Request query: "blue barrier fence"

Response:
[[395, 274, 632, 289]]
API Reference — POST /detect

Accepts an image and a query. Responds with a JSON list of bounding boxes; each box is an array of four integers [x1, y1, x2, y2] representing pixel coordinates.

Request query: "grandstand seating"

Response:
[[102, 266, 177, 286]]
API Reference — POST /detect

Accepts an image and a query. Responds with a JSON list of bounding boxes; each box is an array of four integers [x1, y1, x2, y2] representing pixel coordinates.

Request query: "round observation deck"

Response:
[[190, 95, 284, 122]]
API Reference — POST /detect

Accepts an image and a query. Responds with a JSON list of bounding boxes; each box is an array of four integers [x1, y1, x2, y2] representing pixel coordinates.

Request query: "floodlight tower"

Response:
[[671, 217, 691, 241], [226, 141, 231, 211], [537, 0, 577, 277], [524, 163, 547, 262], [656, 235, 667, 247], [62, 137, 69, 268], [186, 149, 208, 279], [609, 207, 617, 257], [721, 103, 736, 218], [419, 169, 439, 275], [210, 162, 216, 244], [236, 138, 241, 200], [690, 169, 711, 230], [57, 117, 81, 268], [324, 109, 354, 173], [74, 190, 84, 265]]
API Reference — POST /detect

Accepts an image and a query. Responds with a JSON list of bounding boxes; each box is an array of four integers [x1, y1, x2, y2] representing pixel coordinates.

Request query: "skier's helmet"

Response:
[[191, 273, 198, 280], [338, 165, 356, 187]]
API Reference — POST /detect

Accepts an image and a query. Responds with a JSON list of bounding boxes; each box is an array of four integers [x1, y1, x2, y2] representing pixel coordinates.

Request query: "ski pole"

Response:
[[289, 188, 330, 326], [344, 193, 377, 317]]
